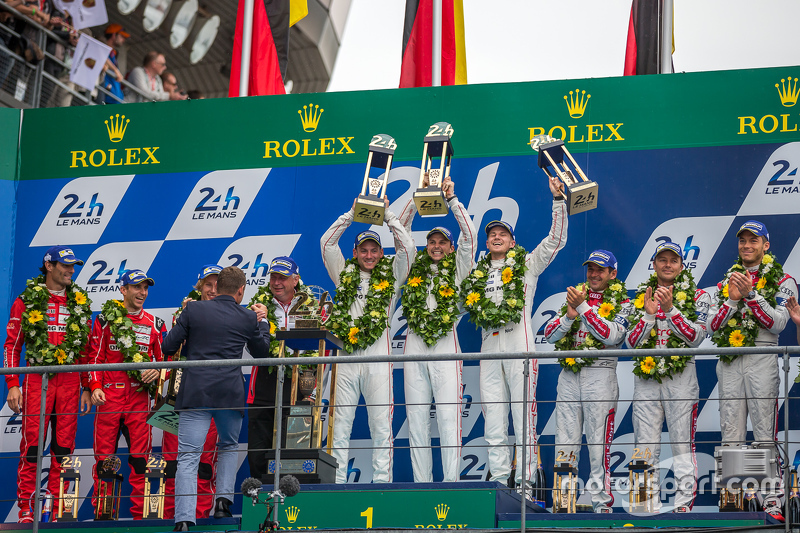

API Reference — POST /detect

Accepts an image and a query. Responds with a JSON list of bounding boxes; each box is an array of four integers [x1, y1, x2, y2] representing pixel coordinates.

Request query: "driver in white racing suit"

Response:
[[398, 176, 477, 482], [321, 197, 414, 483]]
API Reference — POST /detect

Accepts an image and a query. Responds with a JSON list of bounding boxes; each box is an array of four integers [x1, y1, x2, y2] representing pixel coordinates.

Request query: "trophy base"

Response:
[[354, 195, 385, 225], [264, 449, 339, 484], [564, 180, 598, 215], [146, 397, 178, 435], [413, 188, 448, 217], [295, 318, 320, 329]]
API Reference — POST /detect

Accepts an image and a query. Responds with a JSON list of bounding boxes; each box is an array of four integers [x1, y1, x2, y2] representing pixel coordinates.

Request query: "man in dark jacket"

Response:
[[162, 266, 271, 531]]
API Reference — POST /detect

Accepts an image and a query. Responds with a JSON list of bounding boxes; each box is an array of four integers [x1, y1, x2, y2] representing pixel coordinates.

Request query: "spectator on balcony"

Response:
[[102, 23, 127, 104], [161, 69, 186, 100], [124, 51, 186, 103]]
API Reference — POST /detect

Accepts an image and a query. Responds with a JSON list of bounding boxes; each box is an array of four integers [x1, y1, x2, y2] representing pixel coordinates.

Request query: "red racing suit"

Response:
[[83, 309, 165, 519], [4, 290, 86, 513], [544, 289, 631, 510]]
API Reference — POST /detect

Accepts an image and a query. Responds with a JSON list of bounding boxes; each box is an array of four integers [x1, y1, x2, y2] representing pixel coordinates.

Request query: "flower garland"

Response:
[[554, 280, 628, 373], [101, 300, 157, 395], [712, 252, 784, 363], [460, 246, 527, 330], [249, 282, 316, 373], [401, 250, 459, 346], [327, 257, 396, 353], [629, 269, 698, 382], [19, 275, 92, 366]]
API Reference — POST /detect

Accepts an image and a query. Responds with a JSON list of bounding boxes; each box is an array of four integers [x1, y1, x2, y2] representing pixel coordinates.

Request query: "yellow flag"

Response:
[[290, 0, 308, 27]]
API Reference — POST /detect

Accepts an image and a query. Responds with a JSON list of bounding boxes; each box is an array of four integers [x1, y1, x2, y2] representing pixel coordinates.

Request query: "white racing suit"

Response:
[[544, 290, 631, 510], [321, 208, 414, 483], [479, 200, 567, 486], [625, 289, 711, 510], [398, 196, 477, 482], [708, 267, 797, 502]]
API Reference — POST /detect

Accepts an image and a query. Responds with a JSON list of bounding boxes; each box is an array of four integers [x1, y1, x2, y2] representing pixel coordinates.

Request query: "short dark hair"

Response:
[[39, 261, 56, 276], [216, 266, 246, 295], [162, 70, 176, 84], [143, 51, 160, 67]]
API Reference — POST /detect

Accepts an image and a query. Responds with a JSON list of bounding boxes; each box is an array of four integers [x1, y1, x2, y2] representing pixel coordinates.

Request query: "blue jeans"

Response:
[[175, 408, 243, 523]]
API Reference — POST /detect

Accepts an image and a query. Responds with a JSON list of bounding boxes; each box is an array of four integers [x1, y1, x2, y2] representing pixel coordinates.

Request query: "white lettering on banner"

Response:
[[623, 216, 735, 289], [73, 241, 163, 312], [465, 163, 519, 238], [739, 142, 800, 216], [530, 292, 568, 352], [30, 175, 134, 247], [216, 234, 301, 303], [165, 168, 270, 241], [367, 164, 520, 251]]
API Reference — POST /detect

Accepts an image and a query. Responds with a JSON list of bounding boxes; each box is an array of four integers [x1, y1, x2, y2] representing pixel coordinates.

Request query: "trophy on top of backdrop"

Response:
[[413, 121, 454, 217], [354, 134, 397, 225], [531, 134, 598, 215]]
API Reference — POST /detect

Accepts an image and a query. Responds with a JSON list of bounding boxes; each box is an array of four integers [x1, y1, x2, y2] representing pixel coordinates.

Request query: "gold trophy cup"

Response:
[[413, 122, 454, 217], [354, 134, 397, 225]]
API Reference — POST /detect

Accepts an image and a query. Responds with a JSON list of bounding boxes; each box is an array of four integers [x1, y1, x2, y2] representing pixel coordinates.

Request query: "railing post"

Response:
[[272, 365, 285, 524], [520, 358, 529, 532], [783, 346, 790, 533], [32, 373, 48, 532]]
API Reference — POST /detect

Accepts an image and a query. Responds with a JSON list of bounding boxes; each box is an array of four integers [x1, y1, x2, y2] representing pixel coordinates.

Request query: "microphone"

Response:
[[279, 475, 300, 498], [241, 477, 262, 505]]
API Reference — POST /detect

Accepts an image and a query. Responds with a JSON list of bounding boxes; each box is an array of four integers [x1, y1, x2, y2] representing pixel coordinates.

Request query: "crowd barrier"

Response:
[[2, 344, 800, 532]]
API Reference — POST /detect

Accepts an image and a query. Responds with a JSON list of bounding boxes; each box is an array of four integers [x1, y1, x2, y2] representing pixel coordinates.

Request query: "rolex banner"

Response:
[[2, 66, 800, 520]]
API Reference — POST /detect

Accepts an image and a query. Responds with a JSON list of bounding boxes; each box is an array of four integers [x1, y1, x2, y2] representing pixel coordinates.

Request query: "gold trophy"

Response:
[[95, 455, 122, 520], [627, 458, 656, 513], [143, 454, 167, 519], [413, 122, 454, 217], [552, 462, 578, 513], [354, 134, 396, 225], [58, 455, 81, 521], [532, 134, 598, 215], [265, 295, 342, 483], [147, 350, 182, 435]]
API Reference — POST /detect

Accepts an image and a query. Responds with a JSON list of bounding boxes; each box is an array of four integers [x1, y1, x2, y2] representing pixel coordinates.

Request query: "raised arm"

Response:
[[526, 185, 568, 277], [386, 208, 415, 288], [320, 207, 354, 284]]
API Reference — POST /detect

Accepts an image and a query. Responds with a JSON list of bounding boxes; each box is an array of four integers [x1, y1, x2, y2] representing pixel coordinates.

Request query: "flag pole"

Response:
[[432, 0, 442, 86], [660, 0, 673, 74], [239, 0, 255, 96]]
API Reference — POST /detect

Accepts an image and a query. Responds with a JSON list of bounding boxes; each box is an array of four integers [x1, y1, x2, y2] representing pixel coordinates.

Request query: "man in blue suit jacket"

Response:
[[162, 266, 271, 531]]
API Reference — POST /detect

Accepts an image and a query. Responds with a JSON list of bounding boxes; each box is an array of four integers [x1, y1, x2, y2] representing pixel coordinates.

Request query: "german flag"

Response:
[[623, 0, 673, 76], [399, 0, 467, 88], [229, 0, 307, 96]]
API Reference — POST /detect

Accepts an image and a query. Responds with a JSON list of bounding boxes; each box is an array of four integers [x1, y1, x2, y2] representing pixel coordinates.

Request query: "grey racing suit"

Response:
[[625, 288, 711, 510], [321, 208, 414, 483], [478, 199, 567, 486], [398, 196, 477, 482], [544, 290, 631, 510], [708, 266, 797, 501]]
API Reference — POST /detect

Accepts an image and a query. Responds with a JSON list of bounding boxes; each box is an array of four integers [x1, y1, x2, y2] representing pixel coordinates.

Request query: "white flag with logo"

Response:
[[53, 0, 108, 30], [69, 33, 111, 92]]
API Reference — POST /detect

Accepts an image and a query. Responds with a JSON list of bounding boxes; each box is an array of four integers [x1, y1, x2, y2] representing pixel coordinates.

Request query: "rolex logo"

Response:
[[285, 505, 300, 523], [564, 89, 591, 119], [775, 77, 799, 107], [435, 503, 449, 521], [105, 114, 129, 143], [298, 103, 324, 132]]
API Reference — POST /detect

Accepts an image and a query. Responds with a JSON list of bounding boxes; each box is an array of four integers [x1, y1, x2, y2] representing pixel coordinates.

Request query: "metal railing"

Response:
[[0, 2, 152, 108], [2, 344, 800, 533]]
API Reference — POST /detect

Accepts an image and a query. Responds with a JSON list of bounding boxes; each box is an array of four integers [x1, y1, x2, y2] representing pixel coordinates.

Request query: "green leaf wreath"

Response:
[[401, 250, 459, 346], [460, 246, 527, 330]]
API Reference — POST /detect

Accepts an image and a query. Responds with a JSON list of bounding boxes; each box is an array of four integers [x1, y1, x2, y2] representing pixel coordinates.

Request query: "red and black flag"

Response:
[[623, 0, 673, 76], [229, 0, 307, 96], [399, 0, 467, 88]]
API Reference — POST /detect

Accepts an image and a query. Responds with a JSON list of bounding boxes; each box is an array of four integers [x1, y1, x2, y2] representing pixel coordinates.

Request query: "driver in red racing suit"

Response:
[[83, 269, 164, 519], [4, 246, 92, 523]]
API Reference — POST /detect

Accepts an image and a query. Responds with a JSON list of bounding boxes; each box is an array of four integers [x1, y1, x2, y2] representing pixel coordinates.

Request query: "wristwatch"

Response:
[[746, 290, 756, 300]]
